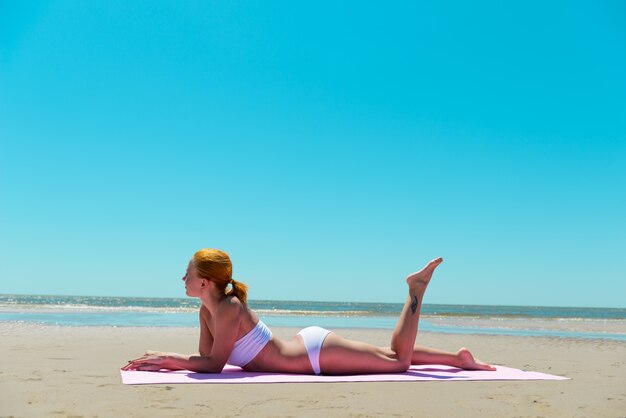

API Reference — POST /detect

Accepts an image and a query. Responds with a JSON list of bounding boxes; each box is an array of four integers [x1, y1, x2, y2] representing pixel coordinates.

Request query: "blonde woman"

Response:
[[124, 249, 494, 375]]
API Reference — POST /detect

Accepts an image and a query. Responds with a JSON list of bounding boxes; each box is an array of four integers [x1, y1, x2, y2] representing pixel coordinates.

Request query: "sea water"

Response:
[[0, 294, 624, 341]]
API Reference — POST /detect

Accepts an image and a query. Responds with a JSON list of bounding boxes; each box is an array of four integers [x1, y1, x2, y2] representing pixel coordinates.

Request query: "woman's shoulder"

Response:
[[217, 295, 246, 315], [220, 296, 259, 327], [199, 303, 210, 321], [199, 297, 249, 327]]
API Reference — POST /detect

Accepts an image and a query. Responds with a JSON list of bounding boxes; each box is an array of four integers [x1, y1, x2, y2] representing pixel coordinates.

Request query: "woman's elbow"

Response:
[[190, 356, 225, 373], [203, 364, 225, 373]]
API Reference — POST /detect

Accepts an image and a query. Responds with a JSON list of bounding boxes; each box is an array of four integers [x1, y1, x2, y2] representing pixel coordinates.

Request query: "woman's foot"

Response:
[[406, 257, 443, 291], [457, 348, 496, 371]]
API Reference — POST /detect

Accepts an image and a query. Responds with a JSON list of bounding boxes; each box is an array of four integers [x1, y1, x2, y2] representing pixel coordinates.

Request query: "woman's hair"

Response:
[[192, 248, 249, 304]]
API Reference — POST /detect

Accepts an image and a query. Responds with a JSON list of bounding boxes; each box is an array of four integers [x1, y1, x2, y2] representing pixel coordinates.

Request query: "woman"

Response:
[[123, 248, 494, 375]]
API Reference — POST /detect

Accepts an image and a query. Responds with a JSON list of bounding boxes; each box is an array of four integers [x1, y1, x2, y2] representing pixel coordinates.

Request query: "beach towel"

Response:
[[120, 364, 568, 385]]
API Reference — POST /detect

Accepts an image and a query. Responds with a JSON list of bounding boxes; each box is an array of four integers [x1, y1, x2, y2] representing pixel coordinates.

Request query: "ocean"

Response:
[[1, 294, 625, 341]]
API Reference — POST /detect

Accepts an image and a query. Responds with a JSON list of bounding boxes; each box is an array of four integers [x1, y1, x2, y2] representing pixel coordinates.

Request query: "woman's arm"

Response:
[[122, 352, 224, 373], [123, 298, 242, 373], [198, 304, 214, 356]]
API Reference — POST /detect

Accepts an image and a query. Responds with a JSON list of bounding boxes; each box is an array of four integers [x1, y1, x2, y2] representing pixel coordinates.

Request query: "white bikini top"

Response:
[[227, 319, 272, 367]]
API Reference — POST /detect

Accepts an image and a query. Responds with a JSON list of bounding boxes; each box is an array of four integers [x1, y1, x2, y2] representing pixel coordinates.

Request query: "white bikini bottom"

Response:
[[297, 326, 332, 375]]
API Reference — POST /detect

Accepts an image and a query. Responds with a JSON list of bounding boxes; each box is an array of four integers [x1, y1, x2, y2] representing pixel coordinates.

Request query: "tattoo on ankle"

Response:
[[410, 295, 418, 314]]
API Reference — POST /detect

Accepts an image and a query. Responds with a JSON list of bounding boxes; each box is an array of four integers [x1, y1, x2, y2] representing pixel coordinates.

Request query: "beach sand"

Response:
[[1, 322, 625, 417]]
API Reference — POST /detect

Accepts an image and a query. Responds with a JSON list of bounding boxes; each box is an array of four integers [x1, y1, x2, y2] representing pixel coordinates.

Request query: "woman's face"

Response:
[[182, 260, 205, 297]]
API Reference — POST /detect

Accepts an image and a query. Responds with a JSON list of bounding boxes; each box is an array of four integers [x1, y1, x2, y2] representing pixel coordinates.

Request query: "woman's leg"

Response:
[[389, 257, 443, 365], [315, 339, 495, 375], [410, 345, 496, 371], [319, 334, 408, 375], [318, 258, 443, 375]]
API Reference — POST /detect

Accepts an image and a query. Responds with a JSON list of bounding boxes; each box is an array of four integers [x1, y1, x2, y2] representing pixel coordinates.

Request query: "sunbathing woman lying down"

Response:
[[123, 248, 495, 375]]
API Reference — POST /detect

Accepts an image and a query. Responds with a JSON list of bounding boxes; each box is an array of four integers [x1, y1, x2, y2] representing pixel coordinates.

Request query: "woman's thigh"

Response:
[[319, 333, 408, 375]]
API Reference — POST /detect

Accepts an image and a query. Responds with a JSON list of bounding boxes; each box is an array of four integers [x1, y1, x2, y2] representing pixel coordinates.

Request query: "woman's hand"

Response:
[[121, 351, 177, 371]]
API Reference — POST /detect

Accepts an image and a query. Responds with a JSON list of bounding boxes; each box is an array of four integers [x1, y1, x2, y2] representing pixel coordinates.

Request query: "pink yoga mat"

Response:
[[120, 364, 568, 385]]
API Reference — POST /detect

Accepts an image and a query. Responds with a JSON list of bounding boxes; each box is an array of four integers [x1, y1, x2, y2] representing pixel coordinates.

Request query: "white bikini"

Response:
[[227, 320, 332, 375], [227, 319, 273, 367], [297, 326, 332, 375]]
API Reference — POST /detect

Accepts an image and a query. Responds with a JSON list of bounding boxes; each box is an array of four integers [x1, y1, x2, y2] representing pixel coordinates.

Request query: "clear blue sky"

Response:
[[1, 1, 624, 307]]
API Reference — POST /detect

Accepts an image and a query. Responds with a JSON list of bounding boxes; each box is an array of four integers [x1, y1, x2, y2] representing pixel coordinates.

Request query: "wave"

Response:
[[1, 294, 625, 320]]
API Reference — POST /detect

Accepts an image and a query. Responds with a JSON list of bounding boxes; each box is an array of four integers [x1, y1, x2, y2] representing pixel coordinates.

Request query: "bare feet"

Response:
[[406, 257, 443, 291], [457, 348, 496, 371]]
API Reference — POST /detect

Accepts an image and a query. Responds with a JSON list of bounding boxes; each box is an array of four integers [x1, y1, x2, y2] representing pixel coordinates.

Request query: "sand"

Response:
[[1, 322, 625, 418]]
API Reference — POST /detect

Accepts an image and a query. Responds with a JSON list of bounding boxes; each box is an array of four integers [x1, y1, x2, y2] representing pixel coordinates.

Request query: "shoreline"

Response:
[[2, 322, 625, 417], [2, 313, 625, 341], [3, 294, 625, 341]]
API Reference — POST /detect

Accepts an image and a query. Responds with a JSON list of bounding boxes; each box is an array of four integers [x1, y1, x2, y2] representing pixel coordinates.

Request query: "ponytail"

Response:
[[192, 249, 249, 304], [227, 279, 249, 304]]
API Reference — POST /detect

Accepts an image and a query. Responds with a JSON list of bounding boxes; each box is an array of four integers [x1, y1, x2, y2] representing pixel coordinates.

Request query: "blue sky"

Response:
[[1, 0, 624, 307]]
